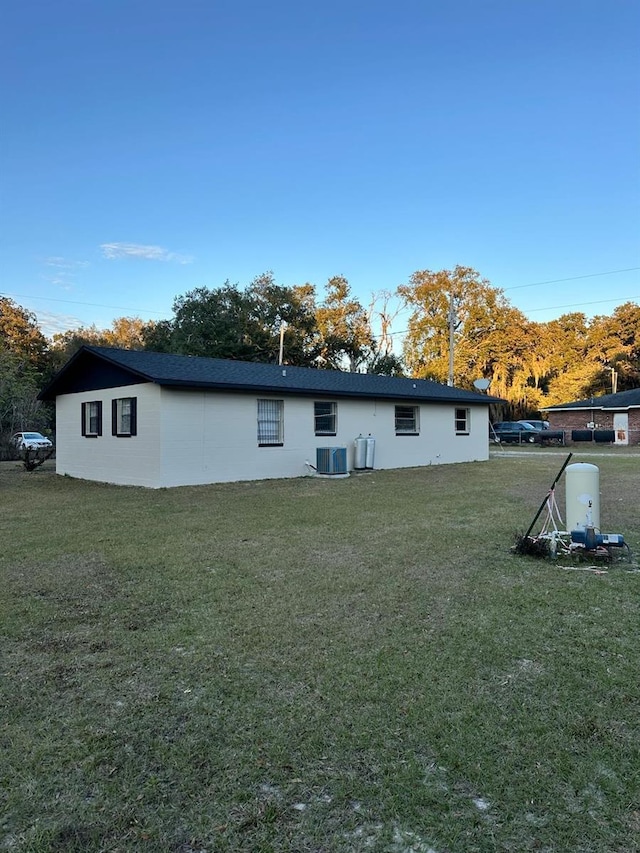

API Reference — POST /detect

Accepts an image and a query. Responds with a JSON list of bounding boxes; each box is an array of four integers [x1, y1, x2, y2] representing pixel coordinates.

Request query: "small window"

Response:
[[314, 401, 337, 435], [455, 408, 470, 435], [81, 401, 102, 437], [112, 397, 137, 437], [257, 399, 284, 446], [395, 405, 419, 434]]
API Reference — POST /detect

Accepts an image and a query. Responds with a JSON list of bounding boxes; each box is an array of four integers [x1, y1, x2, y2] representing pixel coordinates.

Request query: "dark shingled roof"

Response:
[[544, 387, 640, 411], [39, 345, 503, 405]]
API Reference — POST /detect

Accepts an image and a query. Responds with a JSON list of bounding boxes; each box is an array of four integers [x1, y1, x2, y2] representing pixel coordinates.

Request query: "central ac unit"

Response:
[[316, 446, 348, 475]]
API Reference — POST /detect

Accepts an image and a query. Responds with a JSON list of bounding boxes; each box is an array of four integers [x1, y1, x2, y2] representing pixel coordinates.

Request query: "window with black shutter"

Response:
[[112, 397, 137, 437], [81, 401, 102, 437]]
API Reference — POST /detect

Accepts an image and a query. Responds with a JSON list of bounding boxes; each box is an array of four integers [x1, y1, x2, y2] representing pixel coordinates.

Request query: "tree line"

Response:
[[1, 266, 639, 440]]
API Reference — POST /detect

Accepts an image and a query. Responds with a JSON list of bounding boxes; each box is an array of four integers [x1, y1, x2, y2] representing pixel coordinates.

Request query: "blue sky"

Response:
[[1, 0, 638, 343]]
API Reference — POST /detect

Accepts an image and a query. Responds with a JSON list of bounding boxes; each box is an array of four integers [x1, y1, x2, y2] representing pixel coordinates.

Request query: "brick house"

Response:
[[543, 388, 640, 446]]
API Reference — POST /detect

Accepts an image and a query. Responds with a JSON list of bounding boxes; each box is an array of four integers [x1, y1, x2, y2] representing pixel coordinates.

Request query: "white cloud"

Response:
[[100, 242, 193, 264], [44, 276, 75, 290], [35, 310, 84, 339], [40, 257, 89, 292], [43, 257, 89, 270]]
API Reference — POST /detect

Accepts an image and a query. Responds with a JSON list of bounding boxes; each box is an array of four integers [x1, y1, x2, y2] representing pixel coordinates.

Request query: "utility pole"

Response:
[[278, 322, 286, 365], [447, 294, 455, 387]]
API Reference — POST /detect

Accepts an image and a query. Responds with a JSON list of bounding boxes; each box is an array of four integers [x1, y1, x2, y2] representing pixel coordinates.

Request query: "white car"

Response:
[[12, 431, 53, 450]]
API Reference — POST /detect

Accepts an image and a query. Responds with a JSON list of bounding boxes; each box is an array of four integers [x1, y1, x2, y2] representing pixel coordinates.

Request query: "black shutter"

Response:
[[81, 402, 87, 436], [96, 401, 103, 436], [112, 399, 118, 436], [130, 398, 137, 436]]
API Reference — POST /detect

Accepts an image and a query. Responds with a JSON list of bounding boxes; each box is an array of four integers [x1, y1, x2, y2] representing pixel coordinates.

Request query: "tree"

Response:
[[246, 273, 321, 366], [545, 362, 603, 406], [398, 266, 500, 383], [365, 290, 405, 375], [586, 302, 640, 392], [472, 306, 546, 416], [167, 283, 259, 359], [398, 266, 551, 415], [141, 319, 175, 353], [399, 266, 502, 379], [49, 316, 152, 373], [539, 313, 594, 405], [0, 297, 49, 373], [103, 316, 149, 349], [141, 274, 323, 366], [366, 352, 406, 376], [0, 350, 48, 437], [315, 276, 374, 371], [0, 298, 51, 438], [149, 282, 282, 361]]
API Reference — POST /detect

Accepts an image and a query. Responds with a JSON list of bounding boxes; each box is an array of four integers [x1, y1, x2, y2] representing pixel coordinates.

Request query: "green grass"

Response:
[[1, 453, 639, 853]]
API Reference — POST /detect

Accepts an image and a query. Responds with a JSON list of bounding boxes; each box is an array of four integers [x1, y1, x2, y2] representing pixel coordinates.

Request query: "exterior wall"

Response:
[[56, 385, 490, 488], [54, 383, 163, 487], [156, 389, 489, 487], [546, 409, 640, 445]]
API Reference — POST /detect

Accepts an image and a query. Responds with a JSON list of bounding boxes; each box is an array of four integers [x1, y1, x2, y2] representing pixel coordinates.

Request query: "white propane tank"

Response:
[[565, 462, 600, 531], [365, 434, 376, 469], [354, 435, 367, 470]]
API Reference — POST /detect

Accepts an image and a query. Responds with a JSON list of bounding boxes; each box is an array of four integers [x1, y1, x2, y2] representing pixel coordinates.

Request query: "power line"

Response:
[[3, 266, 639, 335], [385, 294, 639, 338], [502, 267, 640, 291], [4, 267, 639, 318], [526, 295, 639, 313], [0, 291, 167, 316]]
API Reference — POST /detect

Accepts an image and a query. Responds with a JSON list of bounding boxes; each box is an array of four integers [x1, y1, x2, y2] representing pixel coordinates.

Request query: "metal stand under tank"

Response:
[[565, 462, 600, 531]]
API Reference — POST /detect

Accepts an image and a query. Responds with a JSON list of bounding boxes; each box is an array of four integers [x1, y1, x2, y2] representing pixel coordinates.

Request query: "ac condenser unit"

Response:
[[316, 447, 348, 475]]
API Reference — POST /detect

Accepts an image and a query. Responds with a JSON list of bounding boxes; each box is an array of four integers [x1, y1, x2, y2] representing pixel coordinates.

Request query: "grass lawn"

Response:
[[1, 451, 639, 853]]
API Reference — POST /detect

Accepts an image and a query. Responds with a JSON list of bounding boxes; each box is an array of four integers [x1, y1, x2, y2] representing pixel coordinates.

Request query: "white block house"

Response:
[[39, 346, 502, 488]]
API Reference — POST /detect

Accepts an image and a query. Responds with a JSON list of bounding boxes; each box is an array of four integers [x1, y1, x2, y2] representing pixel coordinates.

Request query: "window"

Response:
[[257, 399, 284, 445], [81, 401, 102, 437], [455, 408, 470, 435], [314, 401, 337, 435], [395, 405, 419, 434], [112, 397, 137, 437]]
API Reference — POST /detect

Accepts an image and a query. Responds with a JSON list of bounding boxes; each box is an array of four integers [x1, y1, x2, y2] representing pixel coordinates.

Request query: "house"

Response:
[[39, 346, 503, 488], [543, 388, 640, 446]]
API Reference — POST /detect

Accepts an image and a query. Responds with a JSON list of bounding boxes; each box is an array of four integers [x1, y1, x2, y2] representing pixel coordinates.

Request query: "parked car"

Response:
[[518, 420, 566, 444], [517, 419, 550, 431], [491, 422, 542, 443], [11, 431, 53, 450]]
